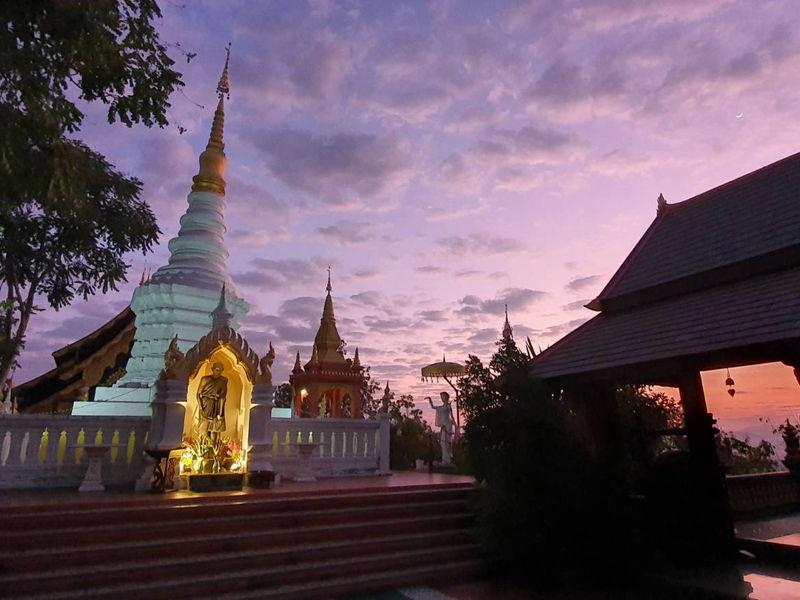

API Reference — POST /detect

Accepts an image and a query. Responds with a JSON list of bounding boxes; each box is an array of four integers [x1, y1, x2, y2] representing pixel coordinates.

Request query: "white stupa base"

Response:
[[71, 386, 154, 417], [118, 281, 248, 388]]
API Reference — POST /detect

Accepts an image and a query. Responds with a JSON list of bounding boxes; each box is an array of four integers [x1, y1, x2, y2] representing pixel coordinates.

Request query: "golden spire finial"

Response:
[[326, 266, 332, 293], [192, 44, 231, 195]]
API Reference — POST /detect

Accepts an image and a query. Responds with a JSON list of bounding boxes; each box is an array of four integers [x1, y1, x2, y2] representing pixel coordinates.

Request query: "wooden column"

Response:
[[678, 371, 736, 561]]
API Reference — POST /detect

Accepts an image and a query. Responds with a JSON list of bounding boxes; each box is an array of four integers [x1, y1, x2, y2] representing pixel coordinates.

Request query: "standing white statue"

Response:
[[1, 379, 13, 415], [428, 392, 455, 466]]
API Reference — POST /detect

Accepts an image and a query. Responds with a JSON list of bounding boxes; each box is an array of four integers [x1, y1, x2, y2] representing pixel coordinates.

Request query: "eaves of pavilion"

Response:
[[531, 152, 800, 388], [529, 152, 800, 561]]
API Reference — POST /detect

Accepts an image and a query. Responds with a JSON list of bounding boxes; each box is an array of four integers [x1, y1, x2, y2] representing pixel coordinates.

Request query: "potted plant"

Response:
[[774, 418, 800, 476]]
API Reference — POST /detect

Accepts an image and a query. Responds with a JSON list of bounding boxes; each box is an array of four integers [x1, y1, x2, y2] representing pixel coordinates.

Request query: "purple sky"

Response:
[[18, 0, 800, 440]]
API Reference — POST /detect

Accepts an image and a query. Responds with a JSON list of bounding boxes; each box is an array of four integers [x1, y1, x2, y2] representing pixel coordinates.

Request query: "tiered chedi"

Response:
[[74, 51, 248, 416]]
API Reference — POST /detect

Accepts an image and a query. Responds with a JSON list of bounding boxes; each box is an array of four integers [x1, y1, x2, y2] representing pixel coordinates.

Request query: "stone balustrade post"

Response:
[[247, 384, 275, 486], [378, 412, 390, 475]]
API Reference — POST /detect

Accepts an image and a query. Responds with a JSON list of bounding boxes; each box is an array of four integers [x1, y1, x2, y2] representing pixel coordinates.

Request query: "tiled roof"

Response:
[[594, 152, 800, 307], [531, 266, 800, 380]]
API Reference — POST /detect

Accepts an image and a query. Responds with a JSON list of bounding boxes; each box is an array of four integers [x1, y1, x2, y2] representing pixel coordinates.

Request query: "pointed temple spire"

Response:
[[192, 45, 230, 196], [293, 351, 302, 373], [353, 347, 361, 369], [312, 270, 345, 364], [148, 46, 243, 293], [502, 304, 514, 340], [211, 284, 232, 330]]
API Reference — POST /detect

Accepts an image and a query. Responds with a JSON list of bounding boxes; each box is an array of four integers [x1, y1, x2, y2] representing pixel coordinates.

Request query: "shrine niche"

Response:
[[148, 287, 274, 492]]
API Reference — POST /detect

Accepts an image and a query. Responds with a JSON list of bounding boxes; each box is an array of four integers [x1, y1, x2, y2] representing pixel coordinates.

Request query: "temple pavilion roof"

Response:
[[531, 152, 800, 384], [14, 307, 135, 411]]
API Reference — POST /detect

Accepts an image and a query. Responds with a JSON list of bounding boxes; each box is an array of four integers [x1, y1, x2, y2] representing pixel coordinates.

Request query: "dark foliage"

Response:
[[459, 334, 637, 584], [0, 0, 184, 384], [273, 383, 293, 409]]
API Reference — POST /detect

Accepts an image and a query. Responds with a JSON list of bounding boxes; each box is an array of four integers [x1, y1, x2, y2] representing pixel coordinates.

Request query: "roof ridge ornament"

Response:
[[657, 193, 668, 216]]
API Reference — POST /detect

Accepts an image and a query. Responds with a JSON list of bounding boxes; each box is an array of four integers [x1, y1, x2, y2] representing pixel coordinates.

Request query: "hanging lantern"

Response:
[[725, 368, 735, 387]]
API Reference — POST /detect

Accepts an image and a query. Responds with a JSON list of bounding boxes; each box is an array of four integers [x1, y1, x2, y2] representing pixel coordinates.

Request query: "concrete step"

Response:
[[2, 543, 483, 600], [0, 498, 472, 553], [0, 512, 476, 572], [0, 485, 476, 532], [0, 529, 478, 595], [0, 481, 475, 517]]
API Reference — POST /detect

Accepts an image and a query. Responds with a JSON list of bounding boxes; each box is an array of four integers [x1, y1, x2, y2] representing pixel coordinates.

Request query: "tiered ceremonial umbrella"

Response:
[[421, 355, 466, 434]]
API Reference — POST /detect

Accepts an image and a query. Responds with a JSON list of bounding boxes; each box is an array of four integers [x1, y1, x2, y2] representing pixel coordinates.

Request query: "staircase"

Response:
[[0, 481, 482, 599]]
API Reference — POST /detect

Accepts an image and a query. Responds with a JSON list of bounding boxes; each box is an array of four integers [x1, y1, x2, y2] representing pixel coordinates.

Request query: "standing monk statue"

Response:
[[196, 362, 228, 444], [428, 392, 455, 466]]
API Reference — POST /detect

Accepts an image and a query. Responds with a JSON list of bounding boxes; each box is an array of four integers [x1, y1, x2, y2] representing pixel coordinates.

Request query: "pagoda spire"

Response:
[[293, 351, 303, 373], [502, 304, 513, 340], [311, 271, 345, 364], [211, 284, 232, 330], [192, 45, 230, 196], [148, 46, 242, 293]]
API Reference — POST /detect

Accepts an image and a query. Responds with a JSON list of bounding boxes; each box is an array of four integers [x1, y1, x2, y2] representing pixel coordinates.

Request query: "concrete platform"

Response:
[[0, 471, 474, 509]]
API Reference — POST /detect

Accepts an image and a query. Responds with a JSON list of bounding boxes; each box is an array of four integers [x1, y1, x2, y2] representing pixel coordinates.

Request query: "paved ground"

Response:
[[737, 511, 800, 546]]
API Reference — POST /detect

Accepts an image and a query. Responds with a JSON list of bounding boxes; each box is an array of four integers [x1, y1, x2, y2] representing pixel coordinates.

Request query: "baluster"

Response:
[[20, 431, 31, 465], [110, 430, 121, 464], [319, 431, 326, 457], [74, 427, 86, 464], [284, 431, 291, 456], [38, 428, 50, 464], [126, 429, 137, 465], [1, 430, 11, 466], [271, 431, 278, 457], [362, 432, 368, 458], [5, 429, 26, 467], [330, 429, 337, 457], [94, 427, 104, 445]]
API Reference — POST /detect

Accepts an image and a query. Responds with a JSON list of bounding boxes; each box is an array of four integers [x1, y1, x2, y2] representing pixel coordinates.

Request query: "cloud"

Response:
[[417, 310, 447, 322], [563, 299, 591, 311], [363, 315, 411, 331], [540, 317, 591, 338], [234, 257, 330, 290], [288, 30, 353, 100], [350, 291, 383, 307], [415, 265, 447, 275], [436, 233, 525, 256], [589, 149, 659, 177], [458, 287, 548, 316], [244, 128, 414, 208], [566, 275, 603, 292], [316, 221, 374, 244]]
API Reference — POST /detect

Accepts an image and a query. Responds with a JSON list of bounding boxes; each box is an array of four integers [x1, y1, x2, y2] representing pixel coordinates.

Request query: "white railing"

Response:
[[269, 417, 388, 478], [0, 415, 150, 490]]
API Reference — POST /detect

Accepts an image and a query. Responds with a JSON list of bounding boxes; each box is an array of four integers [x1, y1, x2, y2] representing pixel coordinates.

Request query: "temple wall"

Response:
[[0, 415, 150, 490]]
